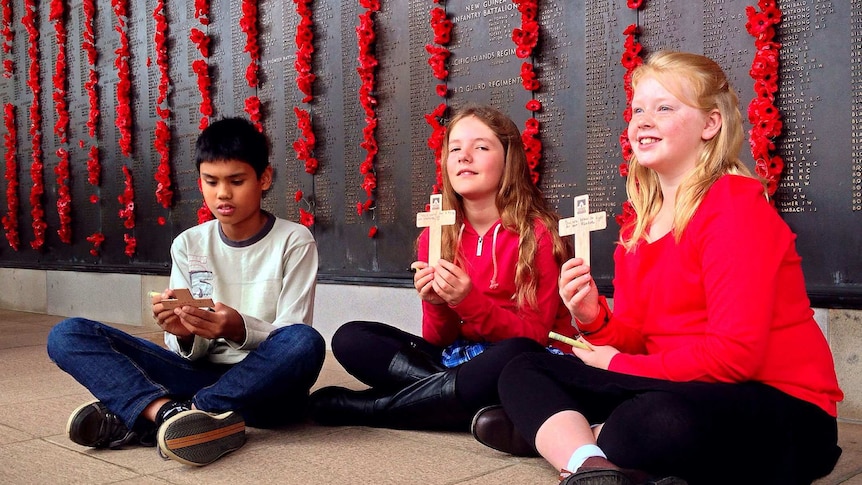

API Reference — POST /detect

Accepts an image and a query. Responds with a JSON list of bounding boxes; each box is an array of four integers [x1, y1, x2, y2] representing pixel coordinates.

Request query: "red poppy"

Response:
[[86, 232, 104, 256], [299, 208, 315, 227], [190, 28, 210, 57], [123, 234, 137, 258], [197, 200, 214, 224]]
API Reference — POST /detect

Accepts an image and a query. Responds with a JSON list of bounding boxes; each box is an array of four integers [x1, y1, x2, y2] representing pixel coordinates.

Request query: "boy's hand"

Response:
[[412, 261, 445, 305], [174, 302, 246, 344], [152, 289, 194, 342]]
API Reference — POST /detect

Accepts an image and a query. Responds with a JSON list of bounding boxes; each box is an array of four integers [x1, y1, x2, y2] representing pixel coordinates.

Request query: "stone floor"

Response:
[[1, 308, 861, 484]]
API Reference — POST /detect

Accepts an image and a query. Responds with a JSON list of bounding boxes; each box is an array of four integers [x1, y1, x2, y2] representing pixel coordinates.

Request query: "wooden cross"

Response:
[[416, 194, 456, 265], [559, 194, 607, 266], [159, 288, 215, 310]]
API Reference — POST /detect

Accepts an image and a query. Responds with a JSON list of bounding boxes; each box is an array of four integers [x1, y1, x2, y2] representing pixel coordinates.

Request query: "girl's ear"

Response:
[[702, 109, 722, 141], [260, 166, 274, 190]]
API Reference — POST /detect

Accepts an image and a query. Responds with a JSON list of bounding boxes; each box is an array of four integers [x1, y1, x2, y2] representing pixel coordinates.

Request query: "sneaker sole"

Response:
[[66, 399, 102, 446], [157, 411, 246, 466]]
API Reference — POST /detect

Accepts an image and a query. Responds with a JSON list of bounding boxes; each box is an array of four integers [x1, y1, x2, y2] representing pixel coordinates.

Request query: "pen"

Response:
[[548, 331, 593, 351]]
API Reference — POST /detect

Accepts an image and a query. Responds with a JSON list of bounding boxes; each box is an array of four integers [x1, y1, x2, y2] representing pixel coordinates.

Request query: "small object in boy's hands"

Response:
[[160, 288, 215, 310], [409, 262, 423, 273], [549, 331, 593, 351]]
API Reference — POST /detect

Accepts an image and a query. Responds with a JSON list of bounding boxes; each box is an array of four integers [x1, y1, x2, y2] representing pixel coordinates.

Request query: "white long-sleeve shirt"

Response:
[[165, 212, 318, 364]]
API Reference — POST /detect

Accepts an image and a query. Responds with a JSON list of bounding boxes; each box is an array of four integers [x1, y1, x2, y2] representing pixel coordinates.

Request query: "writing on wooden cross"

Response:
[[559, 194, 607, 267], [416, 194, 456, 265], [159, 288, 215, 310]]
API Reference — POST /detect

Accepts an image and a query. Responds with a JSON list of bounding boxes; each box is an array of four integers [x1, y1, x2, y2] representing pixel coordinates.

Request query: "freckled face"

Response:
[[628, 76, 717, 179], [199, 159, 272, 241], [445, 115, 506, 203]]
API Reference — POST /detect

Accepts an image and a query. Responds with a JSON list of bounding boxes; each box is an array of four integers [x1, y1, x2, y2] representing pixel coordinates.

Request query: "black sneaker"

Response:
[[67, 400, 155, 449], [157, 409, 246, 466]]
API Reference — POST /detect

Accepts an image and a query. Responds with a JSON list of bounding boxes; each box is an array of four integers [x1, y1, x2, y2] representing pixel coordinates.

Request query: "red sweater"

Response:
[[581, 175, 843, 416], [419, 219, 573, 351]]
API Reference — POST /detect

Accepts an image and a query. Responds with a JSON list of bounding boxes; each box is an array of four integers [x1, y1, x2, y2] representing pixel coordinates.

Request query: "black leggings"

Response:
[[499, 352, 841, 485], [331, 320, 546, 411]]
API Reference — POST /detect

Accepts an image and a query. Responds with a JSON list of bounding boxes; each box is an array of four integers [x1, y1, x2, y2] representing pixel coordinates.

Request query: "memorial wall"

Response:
[[0, 0, 858, 307]]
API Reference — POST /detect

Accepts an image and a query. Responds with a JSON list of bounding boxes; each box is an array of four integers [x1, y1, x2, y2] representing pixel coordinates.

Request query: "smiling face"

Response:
[[444, 115, 506, 204], [628, 76, 721, 181], [199, 159, 272, 241]]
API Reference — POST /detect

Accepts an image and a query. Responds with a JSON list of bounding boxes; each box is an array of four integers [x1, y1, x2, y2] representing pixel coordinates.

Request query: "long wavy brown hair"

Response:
[[622, 51, 760, 251], [437, 104, 570, 309]]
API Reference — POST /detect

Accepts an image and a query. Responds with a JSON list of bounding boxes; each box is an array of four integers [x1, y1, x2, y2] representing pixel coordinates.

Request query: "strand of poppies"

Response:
[[81, 0, 103, 256], [82, 0, 99, 188], [614, 1, 646, 228], [1, 0, 12, 78], [193, 0, 215, 224], [745, 0, 783, 200], [50, 0, 71, 244], [241, 0, 262, 132], [425, 1, 451, 195], [190, 2, 213, 131], [293, 0, 318, 228], [119, 166, 136, 257], [512, 0, 541, 185], [356, 0, 380, 238], [111, 0, 135, 257], [23, 0, 45, 250], [112, 0, 132, 157], [153, 0, 172, 223], [190, 6, 212, 132], [2, 104, 17, 250]]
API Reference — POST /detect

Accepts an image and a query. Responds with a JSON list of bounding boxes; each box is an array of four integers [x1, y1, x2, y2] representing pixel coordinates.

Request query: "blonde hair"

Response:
[[438, 104, 570, 309], [622, 51, 760, 251]]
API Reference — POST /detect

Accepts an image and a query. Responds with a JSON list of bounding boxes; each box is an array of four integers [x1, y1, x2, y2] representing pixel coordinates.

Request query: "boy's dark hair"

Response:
[[195, 117, 270, 177]]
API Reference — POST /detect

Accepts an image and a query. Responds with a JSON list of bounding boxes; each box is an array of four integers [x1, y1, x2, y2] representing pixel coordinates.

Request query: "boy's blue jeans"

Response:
[[47, 317, 325, 429]]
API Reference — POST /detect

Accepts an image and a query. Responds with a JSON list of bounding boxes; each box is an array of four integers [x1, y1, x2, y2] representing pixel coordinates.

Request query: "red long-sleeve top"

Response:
[[580, 175, 843, 416], [419, 219, 573, 351]]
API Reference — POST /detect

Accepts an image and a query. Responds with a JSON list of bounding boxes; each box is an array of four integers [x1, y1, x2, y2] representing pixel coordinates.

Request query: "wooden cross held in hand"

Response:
[[416, 194, 456, 265], [559, 194, 607, 266], [159, 288, 215, 310]]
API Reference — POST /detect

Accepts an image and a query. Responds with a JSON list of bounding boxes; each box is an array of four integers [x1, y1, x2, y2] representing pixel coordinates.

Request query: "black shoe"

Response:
[[308, 369, 472, 431], [561, 457, 633, 485], [308, 386, 389, 426], [67, 400, 154, 449], [471, 405, 538, 457], [157, 409, 246, 466], [385, 346, 445, 388], [560, 457, 688, 485], [644, 478, 688, 485], [155, 399, 192, 426]]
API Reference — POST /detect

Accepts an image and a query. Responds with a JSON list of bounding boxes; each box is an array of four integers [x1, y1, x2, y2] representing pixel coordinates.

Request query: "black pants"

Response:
[[499, 352, 841, 485], [331, 320, 546, 412]]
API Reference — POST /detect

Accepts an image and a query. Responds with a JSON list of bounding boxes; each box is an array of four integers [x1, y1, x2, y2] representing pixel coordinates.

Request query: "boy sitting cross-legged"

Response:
[[47, 117, 325, 466]]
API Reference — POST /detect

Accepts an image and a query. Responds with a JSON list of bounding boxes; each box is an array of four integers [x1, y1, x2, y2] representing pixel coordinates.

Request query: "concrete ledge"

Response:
[[0, 268, 421, 344]]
